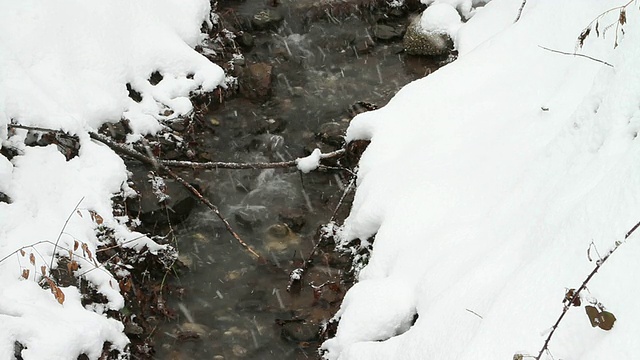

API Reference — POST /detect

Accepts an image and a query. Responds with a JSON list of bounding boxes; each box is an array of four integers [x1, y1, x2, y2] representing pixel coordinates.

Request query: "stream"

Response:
[[149, 1, 445, 358]]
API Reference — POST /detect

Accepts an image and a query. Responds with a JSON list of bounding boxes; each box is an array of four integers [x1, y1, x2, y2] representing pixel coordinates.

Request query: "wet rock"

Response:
[[236, 290, 267, 313], [280, 321, 320, 343], [126, 170, 198, 228], [100, 121, 128, 141], [124, 322, 144, 336], [316, 122, 346, 147], [403, 16, 454, 56], [238, 63, 273, 101], [236, 32, 254, 49], [251, 9, 283, 31], [372, 24, 405, 41], [232, 344, 248, 357], [168, 119, 186, 132], [233, 205, 270, 230], [352, 35, 375, 55], [278, 208, 307, 232], [264, 223, 300, 252], [179, 322, 210, 337]]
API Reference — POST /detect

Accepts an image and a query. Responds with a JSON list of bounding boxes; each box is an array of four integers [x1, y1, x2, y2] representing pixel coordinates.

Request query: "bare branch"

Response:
[[535, 218, 640, 359], [514, 0, 527, 23], [538, 45, 614, 67]]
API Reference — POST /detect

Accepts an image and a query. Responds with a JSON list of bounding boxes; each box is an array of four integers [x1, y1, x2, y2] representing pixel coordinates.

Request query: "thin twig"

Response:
[[535, 218, 640, 359], [49, 197, 84, 272], [514, 0, 527, 23], [538, 45, 614, 67]]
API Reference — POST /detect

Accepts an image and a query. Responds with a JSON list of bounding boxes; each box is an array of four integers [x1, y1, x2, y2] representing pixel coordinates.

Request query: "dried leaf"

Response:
[[578, 27, 591, 48], [69, 260, 79, 272], [40, 265, 47, 276], [19, 249, 25, 257], [595, 20, 600, 37], [29, 253, 35, 266], [89, 210, 104, 225], [74, 240, 79, 251], [54, 286, 65, 305], [76, 210, 83, 218], [564, 289, 581, 307], [585, 305, 616, 330], [21, 269, 30, 280], [619, 8, 626, 25]]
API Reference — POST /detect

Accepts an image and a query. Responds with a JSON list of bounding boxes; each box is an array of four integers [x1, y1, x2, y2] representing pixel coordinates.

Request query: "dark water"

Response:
[[153, 1, 440, 358]]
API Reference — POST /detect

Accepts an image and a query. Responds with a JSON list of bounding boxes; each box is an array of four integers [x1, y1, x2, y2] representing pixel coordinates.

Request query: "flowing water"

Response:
[[152, 1, 444, 358]]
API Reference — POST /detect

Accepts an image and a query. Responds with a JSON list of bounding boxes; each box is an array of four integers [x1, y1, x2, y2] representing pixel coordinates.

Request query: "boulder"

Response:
[[403, 15, 454, 56]]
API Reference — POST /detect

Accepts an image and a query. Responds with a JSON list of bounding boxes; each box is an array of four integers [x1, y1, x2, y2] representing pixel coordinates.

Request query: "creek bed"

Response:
[[151, 1, 444, 358]]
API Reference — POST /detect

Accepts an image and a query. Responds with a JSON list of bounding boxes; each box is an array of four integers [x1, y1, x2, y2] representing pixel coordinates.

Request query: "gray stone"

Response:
[[372, 24, 405, 41], [251, 9, 284, 31], [403, 16, 454, 56], [317, 121, 346, 147]]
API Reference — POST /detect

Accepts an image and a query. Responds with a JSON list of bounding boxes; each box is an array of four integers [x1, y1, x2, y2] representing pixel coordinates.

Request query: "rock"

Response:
[[372, 24, 404, 41], [179, 322, 210, 337], [264, 223, 300, 252], [233, 205, 270, 230], [352, 35, 375, 55], [126, 168, 198, 228], [280, 321, 320, 343], [251, 9, 283, 31], [236, 32, 254, 49], [238, 63, 273, 101], [124, 322, 144, 336], [278, 208, 307, 232], [403, 15, 454, 56], [316, 122, 346, 147], [149, 70, 163, 85], [168, 119, 186, 132], [232, 344, 247, 357]]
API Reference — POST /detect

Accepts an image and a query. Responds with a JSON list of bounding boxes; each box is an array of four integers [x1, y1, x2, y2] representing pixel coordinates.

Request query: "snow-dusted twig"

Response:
[[538, 45, 614, 67], [160, 149, 345, 170], [535, 219, 640, 360]]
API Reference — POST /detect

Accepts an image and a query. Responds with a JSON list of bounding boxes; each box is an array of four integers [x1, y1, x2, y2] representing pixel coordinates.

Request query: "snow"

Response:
[[419, 3, 463, 37], [323, 1, 640, 359], [0, 0, 224, 358], [297, 148, 322, 173]]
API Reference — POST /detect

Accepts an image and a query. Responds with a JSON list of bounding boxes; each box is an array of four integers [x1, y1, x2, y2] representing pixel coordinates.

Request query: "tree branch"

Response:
[[535, 218, 640, 359], [538, 45, 614, 68]]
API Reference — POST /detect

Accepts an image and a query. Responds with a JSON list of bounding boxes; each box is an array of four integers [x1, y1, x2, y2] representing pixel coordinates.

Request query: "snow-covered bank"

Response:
[[0, 1, 224, 358], [323, 1, 640, 359]]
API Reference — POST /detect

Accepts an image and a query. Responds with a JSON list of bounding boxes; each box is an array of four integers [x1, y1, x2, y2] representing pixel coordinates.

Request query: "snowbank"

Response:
[[324, 0, 640, 359], [0, 0, 224, 358]]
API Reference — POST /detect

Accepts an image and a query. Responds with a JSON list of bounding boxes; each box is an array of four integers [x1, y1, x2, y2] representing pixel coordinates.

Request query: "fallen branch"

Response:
[[87, 131, 269, 263], [535, 219, 640, 359], [538, 45, 614, 67], [160, 149, 345, 170]]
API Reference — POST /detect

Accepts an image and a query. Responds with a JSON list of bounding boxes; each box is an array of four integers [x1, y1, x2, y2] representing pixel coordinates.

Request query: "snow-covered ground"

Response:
[[0, 0, 224, 358], [323, 0, 640, 359]]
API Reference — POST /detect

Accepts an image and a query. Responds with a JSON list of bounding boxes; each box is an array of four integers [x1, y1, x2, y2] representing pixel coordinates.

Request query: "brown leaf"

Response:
[[89, 210, 104, 225], [578, 27, 591, 48], [19, 249, 25, 257], [73, 240, 79, 251], [69, 260, 79, 272], [29, 253, 35, 266], [54, 286, 65, 305], [40, 265, 47, 276], [585, 305, 616, 330], [76, 210, 83, 218], [619, 8, 626, 25], [21, 269, 30, 280]]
